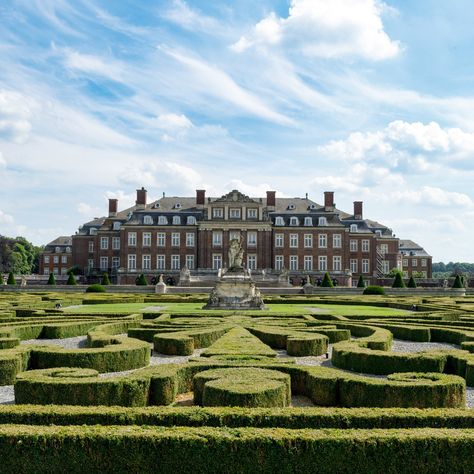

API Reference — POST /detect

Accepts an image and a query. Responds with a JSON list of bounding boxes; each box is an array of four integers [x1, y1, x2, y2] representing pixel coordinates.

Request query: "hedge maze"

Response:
[[2, 292, 474, 471]]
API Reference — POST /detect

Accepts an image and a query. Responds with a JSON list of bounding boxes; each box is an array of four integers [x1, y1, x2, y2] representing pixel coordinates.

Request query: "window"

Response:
[[212, 208, 223, 218], [275, 216, 284, 226], [212, 231, 222, 247], [290, 217, 299, 226], [247, 254, 257, 270], [174, 203, 182, 209], [289, 256, 298, 271], [375, 230, 382, 237], [112, 257, 120, 270], [380, 244, 388, 254], [229, 208, 241, 219], [53, 267, 59, 274], [171, 233, 180, 247], [247, 208, 258, 219], [88, 241, 94, 253], [247, 232, 257, 247], [100, 257, 108, 270], [350, 240, 358, 252], [55, 247, 60, 253], [318, 256, 327, 271], [362, 240, 370, 252], [212, 254, 222, 270], [421, 259, 427, 267], [304, 234, 313, 248], [171, 255, 180, 270], [127, 254, 136, 271], [158, 216, 168, 225], [113, 222, 121, 230], [53, 256, 59, 264], [128, 232, 137, 246], [187, 216, 196, 225], [61, 268, 67, 275], [143, 232, 151, 247], [403, 258, 408, 267], [43, 268, 49, 275], [186, 233, 195, 247], [318, 217, 327, 226], [318, 234, 327, 248], [66, 247, 71, 253], [304, 256, 313, 271], [412, 259, 418, 267], [275, 255, 284, 271], [172, 216, 181, 225], [61, 256, 67, 264], [275, 234, 284, 247], [362, 259, 370, 274], [382, 260, 390, 274], [333, 256, 342, 271], [333, 234, 342, 248], [186, 255, 195, 269], [157, 233, 165, 247], [304, 217, 312, 226], [287, 204, 295, 210], [112, 237, 120, 250], [350, 259, 358, 273], [289, 234, 298, 248], [143, 215, 153, 225], [350, 224, 358, 233], [88, 259, 94, 270], [142, 255, 151, 270], [156, 255, 165, 270], [44, 256, 50, 264], [89, 228, 97, 235]]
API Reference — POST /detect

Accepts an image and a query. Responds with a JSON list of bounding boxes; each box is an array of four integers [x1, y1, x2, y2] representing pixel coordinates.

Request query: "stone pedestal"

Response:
[[204, 269, 266, 310], [155, 274, 167, 294]]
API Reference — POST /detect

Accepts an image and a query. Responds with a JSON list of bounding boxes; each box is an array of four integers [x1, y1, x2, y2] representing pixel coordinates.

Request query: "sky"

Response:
[[0, 0, 474, 262]]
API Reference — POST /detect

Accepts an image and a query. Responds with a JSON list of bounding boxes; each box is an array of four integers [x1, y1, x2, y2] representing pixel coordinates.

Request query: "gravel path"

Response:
[[20, 336, 88, 349], [0, 386, 14, 405], [391, 339, 458, 353]]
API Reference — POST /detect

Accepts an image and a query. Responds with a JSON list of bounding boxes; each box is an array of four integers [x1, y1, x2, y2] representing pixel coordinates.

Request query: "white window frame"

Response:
[[128, 232, 137, 246], [171, 255, 180, 270], [350, 239, 358, 252], [247, 254, 257, 270], [362, 259, 369, 274], [111, 257, 120, 270], [318, 256, 327, 271], [289, 234, 298, 248], [100, 237, 109, 250], [53, 256, 59, 264], [172, 216, 181, 225], [212, 254, 222, 270], [318, 217, 327, 226], [304, 234, 313, 248], [275, 233, 284, 247], [421, 259, 427, 267], [112, 237, 120, 250], [142, 232, 152, 247], [186, 255, 195, 269], [127, 254, 136, 271], [333, 234, 341, 248], [212, 208, 223, 218], [88, 241, 94, 253], [275, 216, 284, 226], [303, 255, 313, 271], [275, 255, 284, 271], [142, 254, 151, 270], [212, 231, 222, 247], [350, 259, 358, 273], [362, 240, 370, 252], [61, 255, 67, 264], [143, 215, 153, 225], [187, 216, 196, 225], [289, 255, 298, 271], [247, 208, 258, 219], [318, 234, 327, 248], [171, 232, 180, 247], [350, 224, 358, 233], [156, 255, 165, 270], [157, 232, 165, 247], [304, 217, 312, 226], [229, 208, 241, 219], [44, 256, 50, 264], [158, 216, 168, 225], [290, 217, 299, 226], [333, 256, 341, 271], [412, 259, 418, 267], [100, 257, 108, 270], [186, 233, 195, 247], [247, 231, 257, 247]]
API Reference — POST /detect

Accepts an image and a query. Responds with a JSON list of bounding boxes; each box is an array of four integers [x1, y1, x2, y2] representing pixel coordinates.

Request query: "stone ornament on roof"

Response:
[[214, 190, 257, 203]]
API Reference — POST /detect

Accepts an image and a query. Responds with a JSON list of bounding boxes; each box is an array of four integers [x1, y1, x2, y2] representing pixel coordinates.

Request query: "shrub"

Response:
[[392, 272, 406, 288], [86, 284, 106, 293], [363, 285, 385, 295], [136, 274, 148, 286], [321, 272, 334, 288], [66, 273, 77, 285], [357, 275, 365, 288], [407, 276, 417, 288], [453, 275, 463, 289], [47, 273, 56, 286], [7, 272, 16, 285], [101, 272, 111, 285], [0, 273, 4, 285]]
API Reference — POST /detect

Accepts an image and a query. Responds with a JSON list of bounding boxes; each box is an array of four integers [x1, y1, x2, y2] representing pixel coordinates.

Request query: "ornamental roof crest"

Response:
[[214, 189, 257, 203]]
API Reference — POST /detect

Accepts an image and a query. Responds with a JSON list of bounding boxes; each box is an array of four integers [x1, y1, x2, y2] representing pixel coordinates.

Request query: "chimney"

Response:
[[108, 198, 118, 217], [354, 201, 363, 220], [196, 189, 206, 206], [324, 191, 334, 211], [266, 191, 276, 207], [136, 187, 147, 209]]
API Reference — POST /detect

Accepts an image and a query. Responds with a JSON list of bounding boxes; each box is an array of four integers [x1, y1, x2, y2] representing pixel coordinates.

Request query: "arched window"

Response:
[[350, 224, 358, 233], [275, 216, 284, 226], [290, 217, 299, 226], [172, 216, 181, 225], [318, 217, 327, 226], [66, 247, 71, 253], [55, 247, 60, 253], [304, 217, 312, 226], [187, 216, 196, 225], [143, 215, 153, 225], [158, 216, 168, 225]]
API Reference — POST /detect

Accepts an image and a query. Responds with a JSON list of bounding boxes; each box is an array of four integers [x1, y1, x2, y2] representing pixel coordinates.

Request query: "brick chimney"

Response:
[[108, 198, 118, 217], [196, 189, 206, 206], [324, 191, 334, 211], [266, 191, 276, 208], [354, 201, 363, 220], [136, 187, 147, 209]]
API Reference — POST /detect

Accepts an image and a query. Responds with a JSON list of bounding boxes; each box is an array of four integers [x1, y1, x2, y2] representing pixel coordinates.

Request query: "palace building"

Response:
[[39, 188, 432, 285]]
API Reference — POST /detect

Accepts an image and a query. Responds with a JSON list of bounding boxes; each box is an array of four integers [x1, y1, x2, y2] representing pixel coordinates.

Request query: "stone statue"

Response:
[[20, 276, 27, 287], [228, 237, 244, 270]]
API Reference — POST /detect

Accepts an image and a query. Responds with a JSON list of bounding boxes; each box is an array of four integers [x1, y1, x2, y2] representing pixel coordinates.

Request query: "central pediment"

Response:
[[214, 189, 257, 204]]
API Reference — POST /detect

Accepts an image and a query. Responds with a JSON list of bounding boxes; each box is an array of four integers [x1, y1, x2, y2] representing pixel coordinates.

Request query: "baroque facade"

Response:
[[39, 188, 432, 285]]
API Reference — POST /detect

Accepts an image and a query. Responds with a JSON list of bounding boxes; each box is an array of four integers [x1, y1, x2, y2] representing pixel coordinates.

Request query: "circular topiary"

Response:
[[86, 284, 106, 293], [363, 285, 386, 295]]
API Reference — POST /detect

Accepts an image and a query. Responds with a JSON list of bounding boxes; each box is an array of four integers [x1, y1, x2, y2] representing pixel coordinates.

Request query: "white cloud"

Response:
[[161, 0, 220, 32], [0, 209, 14, 224], [155, 114, 193, 131], [391, 186, 474, 208], [61, 48, 124, 80], [233, 0, 400, 60], [77, 202, 101, 217], [0, 90, 35, 142]]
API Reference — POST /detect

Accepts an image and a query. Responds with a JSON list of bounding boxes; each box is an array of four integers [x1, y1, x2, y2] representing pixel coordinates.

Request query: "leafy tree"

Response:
[[101, 272, 111, 285], [66, 272, 77, 285], [321, 272, 334, 288], [136, 273, 148, 286], [392, 272, 406, 288], [47, 273, 56, 285], [0, 235, 42, 274], [407, 276, 417, 288], [357, 275, 365, 288], [452, 275, 463, 289], [7, 272, 16, 285]]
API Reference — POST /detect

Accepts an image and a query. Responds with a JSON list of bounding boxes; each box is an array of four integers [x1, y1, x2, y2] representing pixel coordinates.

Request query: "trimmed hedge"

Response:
[[363, 285, 386, 295], [86, 284, 106, 293]]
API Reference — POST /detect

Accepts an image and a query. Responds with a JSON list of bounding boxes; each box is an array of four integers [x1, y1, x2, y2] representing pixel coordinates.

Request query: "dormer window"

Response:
[[55, 247, 60, 253], [89, 228, 97, 235], [143, 215, 153, 225], [153, 203, 160, 209], [66, 247, 71, 253], [288, 204, 295, 210], [290, 217, 299, 226], [304, 217, 312, 226], [174, 203, 182, 209], [172, 216, 181, 225], [158, 216, 168, 225], [318, 217, 327, 226], [309, 204, 317, 210], [375, 230, 382, 237], [275, 216, 284, 226], [113, 222, 121, 231], [187, 216, 196, 225], [350, 224, 358, 233]]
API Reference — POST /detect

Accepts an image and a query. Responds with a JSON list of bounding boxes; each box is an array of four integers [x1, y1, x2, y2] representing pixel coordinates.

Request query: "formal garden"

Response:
[[1, 291, 474, 471]]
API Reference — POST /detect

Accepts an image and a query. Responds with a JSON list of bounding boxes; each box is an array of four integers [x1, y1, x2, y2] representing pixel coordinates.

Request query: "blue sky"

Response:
[[1, 0, 474, 261]]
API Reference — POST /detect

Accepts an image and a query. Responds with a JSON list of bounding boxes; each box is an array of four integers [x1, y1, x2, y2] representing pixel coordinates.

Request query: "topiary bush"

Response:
[[392, 272, 406, 288], [321, 272, 334, 288], [407, 276, 417, 288], [136, 274, 148, 286], [453, 275, 463, 289], [47, 273, 56, 286], [357, 275, 365, 288], [86, 284, 106, 293], [66, 272, 77, 285], [7, 272, 16, 285], [101, 272, 111, 285], [363, 285, 386, 295]]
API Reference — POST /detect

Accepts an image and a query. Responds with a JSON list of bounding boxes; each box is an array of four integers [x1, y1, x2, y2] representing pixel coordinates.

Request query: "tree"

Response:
[[7, 272, 16, 285], [136, 273, 148, 286], [0, 235, 42, 274], [66, 272, 77, 285], [452, 275, 463, 289], [392, 272, 406, 288], [407, 275, 417, 288], [357, 275, 365, 288], [321, 272, 334, 288], [101, 272, 111, 285], [47, 273, 56, 285], [0, 273, 3, 285]]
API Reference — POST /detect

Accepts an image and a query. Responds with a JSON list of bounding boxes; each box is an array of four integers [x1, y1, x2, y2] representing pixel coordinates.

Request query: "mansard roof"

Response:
[[399, 239, 431, 257]]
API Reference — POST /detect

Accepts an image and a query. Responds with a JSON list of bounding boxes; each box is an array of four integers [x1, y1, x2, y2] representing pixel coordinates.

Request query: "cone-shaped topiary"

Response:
[[407, 275, 417, 288], [101, 272, 111, 285], [321, 272, 334, 288], [357, 275, 365, 288], [452, 275, 463, 289], [47, 273, 56, 285], [7, 272, 16, 285], [392, 272, 406, 288], [136, 273, 148, 285], [66, 272, 77, 285]]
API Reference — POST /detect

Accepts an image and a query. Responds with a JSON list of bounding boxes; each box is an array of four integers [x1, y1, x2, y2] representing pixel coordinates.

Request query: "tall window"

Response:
[[143, 232, 151, 247], [350, 240, 358, 252], [379, 244, 388, 254], [156, 255, 165, 270], [44, 256, 50, 263], [333, 234, 341, 248], [88, 241, 94, 253], [112, 237, 120, 250], [362, 240, 370, 252], [61, 256, 67, 264], [247, 232, 257, 247], [127, 254, 136, 271], [318, 234, 327, 248], [275, 234, 284, 247], [212, 231, 222, 247], [88, 259, 94, 270], [318, 256, 327, 271], [212, 254, 222, 270], [304, 256, 313, 271], [275, 255, 284, 270], [403, 258, 408, 267], [157, 233, 165, 247], [289, 256, 298, 271], [100, 257, 108, 270], [186, 233, 195, 247], [333, 256, 341, 271], [100, 237, 109, 250], [382, 260, 390, 274], [421, 259, 427, 267], [289, 234, 298, 248], [111, 257, 120, 269], [186, 255, 195, 269], [142, 255, 151, 270], [171, 255, 180, 270], [171, 233, 180, 247], [247, 255, 257, 270], [350, 259, 358, 273], [304, 234, 313, 248], [128, 232, 137, 246], [362, 259, 369, 274], [53, 256, 59, 264], [412, 259, 418, 267]]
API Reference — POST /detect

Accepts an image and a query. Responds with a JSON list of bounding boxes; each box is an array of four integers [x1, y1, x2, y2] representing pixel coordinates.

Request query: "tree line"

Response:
[[0, 235, 43, 274], [432, 262, 474, 277]]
